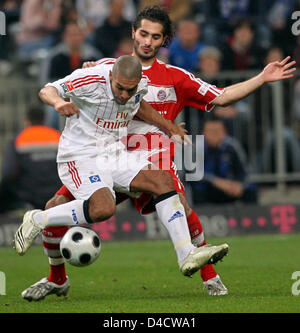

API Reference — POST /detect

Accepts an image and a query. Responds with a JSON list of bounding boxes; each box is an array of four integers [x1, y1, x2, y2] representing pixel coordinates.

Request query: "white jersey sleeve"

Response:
[[46, 67, 107, 101]]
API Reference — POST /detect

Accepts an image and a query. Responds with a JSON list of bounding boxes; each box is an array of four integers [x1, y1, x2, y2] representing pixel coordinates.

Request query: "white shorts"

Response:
[[57, 149, 152, 200]]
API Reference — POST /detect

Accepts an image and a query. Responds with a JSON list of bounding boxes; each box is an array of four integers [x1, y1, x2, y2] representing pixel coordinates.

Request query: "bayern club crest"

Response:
[[157, 89, 167, 101]]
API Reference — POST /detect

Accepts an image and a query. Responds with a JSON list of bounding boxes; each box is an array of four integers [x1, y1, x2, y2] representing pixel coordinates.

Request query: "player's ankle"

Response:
[[48, 275, 67, 285]]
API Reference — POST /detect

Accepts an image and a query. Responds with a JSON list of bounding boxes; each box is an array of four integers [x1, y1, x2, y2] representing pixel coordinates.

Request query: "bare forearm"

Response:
[[137, 100, 173, 133], [39, 86, 64, 107], [39, 86, 80, 117], [213, 72, 265, 107], [213, 56, 296, 107]]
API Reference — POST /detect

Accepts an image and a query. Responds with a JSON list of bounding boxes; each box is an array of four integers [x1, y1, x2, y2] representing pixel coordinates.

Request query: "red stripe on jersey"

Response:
[[72, 78, 105, 85], [67, 162, 79, 188], [74, 80, 106, 88], [71, 161, 82, 187], [72, 76, 105, 84], [96, 58, 115, 65], [67, 162, 82, 189], [72, 75, 100, 83], [72, 76, 105, 86]]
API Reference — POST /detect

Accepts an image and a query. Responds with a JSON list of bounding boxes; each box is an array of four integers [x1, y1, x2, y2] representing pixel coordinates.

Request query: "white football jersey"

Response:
[[46, 63, 148, 162]]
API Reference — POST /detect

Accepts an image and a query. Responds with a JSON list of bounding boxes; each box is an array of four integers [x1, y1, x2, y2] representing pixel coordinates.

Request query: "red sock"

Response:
[[187, 210, 218, 282], [42, 226, 69, 285], [48, 263, 67, 285]]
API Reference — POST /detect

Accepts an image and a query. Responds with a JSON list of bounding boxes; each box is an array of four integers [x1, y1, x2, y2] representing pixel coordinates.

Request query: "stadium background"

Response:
[[0, 0, 300, 244]]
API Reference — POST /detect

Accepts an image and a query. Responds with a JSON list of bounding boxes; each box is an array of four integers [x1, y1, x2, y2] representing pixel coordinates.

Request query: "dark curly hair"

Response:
[[132, 6, 174, 46]]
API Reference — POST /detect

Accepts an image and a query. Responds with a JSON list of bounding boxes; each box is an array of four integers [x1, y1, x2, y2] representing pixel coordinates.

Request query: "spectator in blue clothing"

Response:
[[190, 117, 257, 205], [160, 18, 206, 72]]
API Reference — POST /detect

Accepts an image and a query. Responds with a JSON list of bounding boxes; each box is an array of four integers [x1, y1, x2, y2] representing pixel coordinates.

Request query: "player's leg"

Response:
[[126, 165, 229, 276], [130, 167, 195, 262], [178, 192, 228, 295], [14, 160, 116, 255], [22, 188, 132, 301], [21, 189, 71, 301]]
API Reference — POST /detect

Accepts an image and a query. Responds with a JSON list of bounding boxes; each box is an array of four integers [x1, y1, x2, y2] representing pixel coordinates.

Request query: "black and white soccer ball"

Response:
[[60, 226, 101, 267]]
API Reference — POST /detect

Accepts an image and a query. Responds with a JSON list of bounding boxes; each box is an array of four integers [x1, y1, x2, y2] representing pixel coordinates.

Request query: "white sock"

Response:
[[33, 200, 88, 229], [155, 192, 195, 262]]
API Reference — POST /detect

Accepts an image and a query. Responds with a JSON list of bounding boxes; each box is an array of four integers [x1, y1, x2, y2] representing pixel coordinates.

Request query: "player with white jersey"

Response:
[[21, 6, 296, 301], [15, 55, 230, 300]]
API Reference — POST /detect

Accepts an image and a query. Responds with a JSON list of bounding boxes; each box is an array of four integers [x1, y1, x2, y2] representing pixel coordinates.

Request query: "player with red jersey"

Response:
[[21, 6, 296, 301]]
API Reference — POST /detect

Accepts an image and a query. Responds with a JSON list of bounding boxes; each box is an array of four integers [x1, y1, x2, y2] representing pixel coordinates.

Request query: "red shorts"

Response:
[[56, 133, 185, 214]]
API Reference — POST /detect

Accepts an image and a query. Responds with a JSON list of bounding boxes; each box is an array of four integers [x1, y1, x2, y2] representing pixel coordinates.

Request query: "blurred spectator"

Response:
[[262, 126, 300, 174], [40, 22, 102, 83], [190, 117, 257, 205], [16, 0, 62, 61], [76, 0, 136, 36], [40, 22, 102, 128], [114, 36, 134, 57], [266, 0, 297, 55], [59, 0, 79, 28], [213, 102, 251, 155], [198, 0, 270, 47], [220, 17, 265, 71], [0, 105, 62, 214], [197, 46, 222, 79], [293, 35, 300, 68], [138, 0, 192, 25], [93, 0, 132, 57], [264, 45, 285, 64], [162, 18, 206, 72], [206, 0, 258, 22], [197, 46, 250, 153], [261, 44, 300, 174]]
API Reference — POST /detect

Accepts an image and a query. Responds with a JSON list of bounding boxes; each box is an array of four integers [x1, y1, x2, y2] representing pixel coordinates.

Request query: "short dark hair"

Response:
[[132, 5, 174, 46], [112, 55, 142, 79], [233, 17, 255, 33], [26, 105, 45, 125]]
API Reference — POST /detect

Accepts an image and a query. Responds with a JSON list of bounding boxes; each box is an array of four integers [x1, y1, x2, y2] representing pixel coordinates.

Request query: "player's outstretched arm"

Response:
[[212, 56, 296, 107], [137, 99, 191, 145], [39, 86, 80, 118]]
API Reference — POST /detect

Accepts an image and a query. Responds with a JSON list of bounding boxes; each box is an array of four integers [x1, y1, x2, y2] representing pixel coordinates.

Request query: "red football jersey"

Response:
[[128, 57, 224, 135]]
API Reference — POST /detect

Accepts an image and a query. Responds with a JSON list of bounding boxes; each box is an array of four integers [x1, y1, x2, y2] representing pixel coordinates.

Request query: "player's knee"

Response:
[[88, 195, 116, 222], [86, 188, 116, 222], [89, 203, 116, 222], [45, 194, 70, 209]]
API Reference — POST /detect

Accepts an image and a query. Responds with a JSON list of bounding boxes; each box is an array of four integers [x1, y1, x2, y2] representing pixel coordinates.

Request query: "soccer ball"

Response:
[[60, 226, 101, 267]]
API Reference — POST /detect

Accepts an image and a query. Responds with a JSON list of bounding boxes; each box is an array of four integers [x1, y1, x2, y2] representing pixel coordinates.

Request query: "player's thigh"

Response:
[[129, 165, 174, 195]]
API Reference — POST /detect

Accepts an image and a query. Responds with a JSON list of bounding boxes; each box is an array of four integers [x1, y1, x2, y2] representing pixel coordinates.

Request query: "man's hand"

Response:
[[214, 178, 244, 198], [261, 56, 296, 83], [54, 101, 80, 118], [168, 122, 192, 146]]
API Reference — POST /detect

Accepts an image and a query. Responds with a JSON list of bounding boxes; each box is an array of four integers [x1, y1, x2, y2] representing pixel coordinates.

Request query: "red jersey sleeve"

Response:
[[169, 65, 224, 112]]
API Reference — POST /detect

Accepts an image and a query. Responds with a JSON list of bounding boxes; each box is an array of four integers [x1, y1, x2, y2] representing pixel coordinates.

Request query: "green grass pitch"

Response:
[[0, 234, 300, 313]]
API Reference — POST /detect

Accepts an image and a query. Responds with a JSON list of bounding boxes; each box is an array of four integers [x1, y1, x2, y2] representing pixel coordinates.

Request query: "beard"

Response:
[[133, 39, 160, 61]]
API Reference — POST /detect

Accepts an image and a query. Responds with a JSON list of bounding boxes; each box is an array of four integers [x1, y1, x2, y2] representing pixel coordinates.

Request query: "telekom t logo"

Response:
[[270, 205, 297, 233]]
